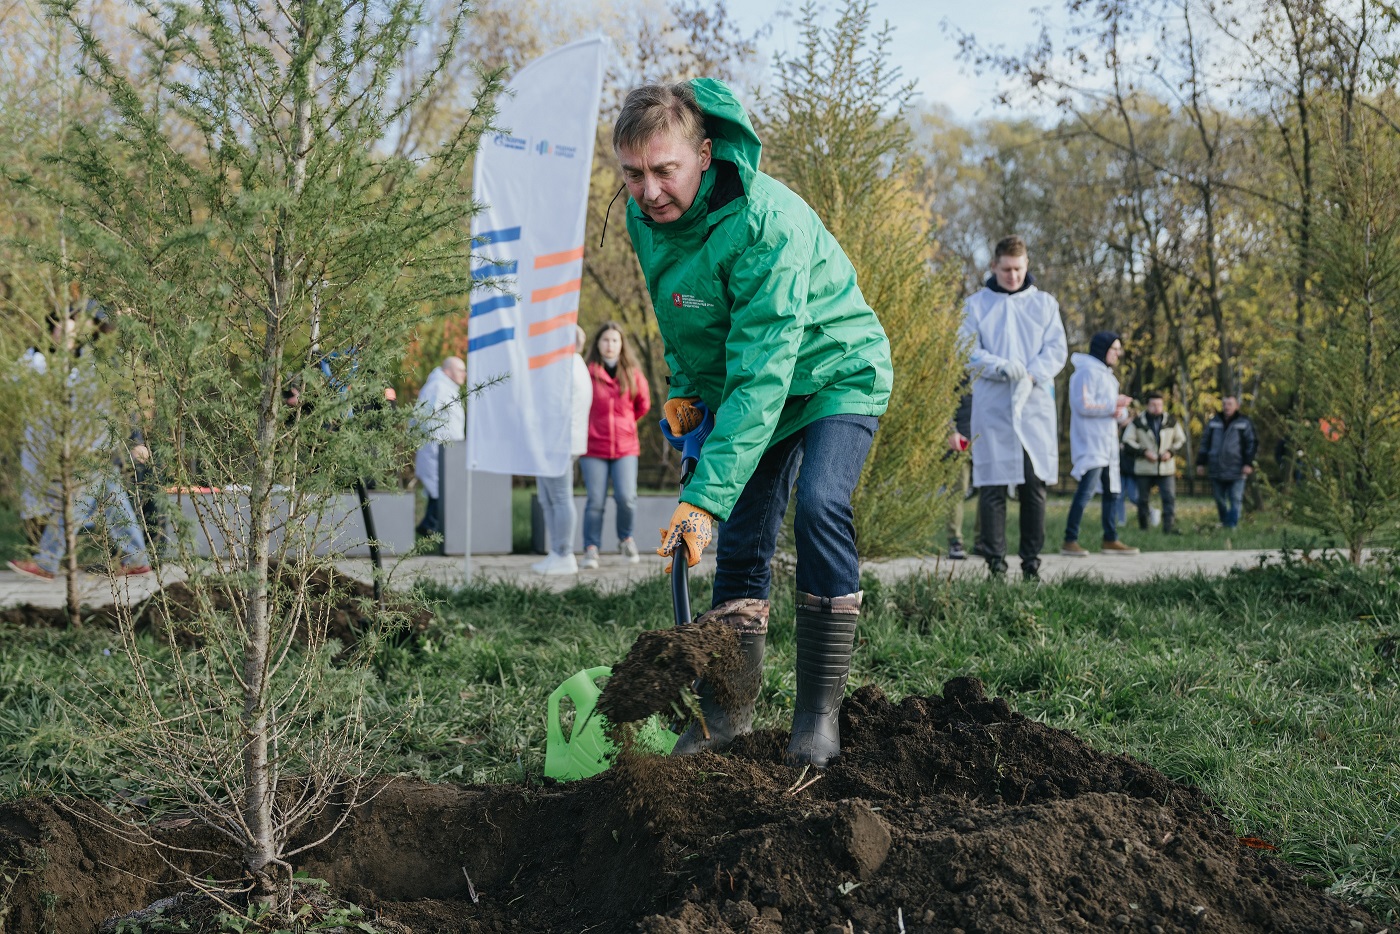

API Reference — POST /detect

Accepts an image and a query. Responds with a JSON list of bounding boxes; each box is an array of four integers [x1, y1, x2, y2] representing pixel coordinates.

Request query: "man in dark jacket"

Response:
[[1195, 395, 1258, 530]]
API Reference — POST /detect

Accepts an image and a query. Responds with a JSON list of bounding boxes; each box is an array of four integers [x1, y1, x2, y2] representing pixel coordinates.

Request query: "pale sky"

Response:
[[723, 0, 1067, 122]]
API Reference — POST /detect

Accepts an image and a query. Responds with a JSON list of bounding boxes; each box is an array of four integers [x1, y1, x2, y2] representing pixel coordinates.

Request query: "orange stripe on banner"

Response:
[[529, 343, 575, 370], [534, 246, 585, 268], [528, 310, 578, 337], [531, 278, 581, 303]]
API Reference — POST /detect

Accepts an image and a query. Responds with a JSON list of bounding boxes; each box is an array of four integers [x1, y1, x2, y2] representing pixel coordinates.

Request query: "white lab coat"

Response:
[[570, 353, 593, 457], [959, 285, 1068, 488], [1067, 352, 1123, 494], [412, 366, 465, 499]]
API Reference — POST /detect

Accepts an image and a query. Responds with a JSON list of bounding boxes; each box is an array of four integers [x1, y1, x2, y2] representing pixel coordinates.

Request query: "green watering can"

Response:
[[544, 666, 677, 781]]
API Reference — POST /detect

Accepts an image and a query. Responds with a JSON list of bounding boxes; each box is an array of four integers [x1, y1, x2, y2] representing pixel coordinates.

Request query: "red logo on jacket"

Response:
[[671, 293, 683, 307]]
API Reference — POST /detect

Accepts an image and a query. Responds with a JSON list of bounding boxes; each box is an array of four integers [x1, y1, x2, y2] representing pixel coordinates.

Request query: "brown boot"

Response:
[[1100, 540, 1140, 555], [1060, 541, 1089, 557]]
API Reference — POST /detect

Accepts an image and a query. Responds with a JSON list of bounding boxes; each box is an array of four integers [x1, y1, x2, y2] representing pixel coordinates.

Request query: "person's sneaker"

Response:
[[947, 540, 967, 560], [1022, 565, 1041, 583], [1060, 541, 1089, 557], [7, 560, 55, 581], [531, 553, 578, 576], [1100, 540, 1140, 555], [118, 564, 153, 577], [580, 546, 600, 570], [618, 538, 640, 564]]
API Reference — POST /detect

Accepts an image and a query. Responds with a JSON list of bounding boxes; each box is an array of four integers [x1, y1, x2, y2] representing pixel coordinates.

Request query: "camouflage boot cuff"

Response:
[[795, 590, 864, 617], [696, 597, 771, 635]]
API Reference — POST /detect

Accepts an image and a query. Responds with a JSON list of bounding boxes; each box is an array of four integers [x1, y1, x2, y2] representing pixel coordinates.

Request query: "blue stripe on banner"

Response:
[[477, 227, 522, 245], [472, 261, 518, 281], [468, 327, 515, 353], [470, 294, 517, 317]]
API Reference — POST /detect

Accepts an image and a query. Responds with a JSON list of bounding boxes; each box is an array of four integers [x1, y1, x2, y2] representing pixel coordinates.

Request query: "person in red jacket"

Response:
[[580, 321, 652, 568]]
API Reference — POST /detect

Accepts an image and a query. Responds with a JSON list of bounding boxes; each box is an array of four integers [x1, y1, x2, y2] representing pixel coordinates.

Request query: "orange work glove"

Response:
[[663, 397, 704, 436], [657, 502, 714, 573]]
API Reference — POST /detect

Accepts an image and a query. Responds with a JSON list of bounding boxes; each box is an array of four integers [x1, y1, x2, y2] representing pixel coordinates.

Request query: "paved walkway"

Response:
[[0, 548, 1280, 608]]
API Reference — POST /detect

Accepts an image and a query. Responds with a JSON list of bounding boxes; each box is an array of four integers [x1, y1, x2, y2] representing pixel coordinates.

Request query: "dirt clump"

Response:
[[1, 678, 1384, 934], [597, 621, 738, 726]]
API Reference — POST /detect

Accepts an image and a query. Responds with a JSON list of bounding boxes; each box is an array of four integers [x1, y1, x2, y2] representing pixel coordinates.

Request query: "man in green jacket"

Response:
[[614, 79, 893, 768]]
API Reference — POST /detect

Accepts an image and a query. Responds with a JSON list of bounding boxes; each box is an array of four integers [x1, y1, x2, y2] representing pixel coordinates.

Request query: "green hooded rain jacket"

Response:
[[624, 78, 893, 520]]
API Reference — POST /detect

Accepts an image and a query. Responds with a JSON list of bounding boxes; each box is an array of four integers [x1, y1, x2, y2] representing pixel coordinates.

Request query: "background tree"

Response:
[[43, 0, 501, 911], [762, 0, 964, 557], [1286, 77, 1400, 562]]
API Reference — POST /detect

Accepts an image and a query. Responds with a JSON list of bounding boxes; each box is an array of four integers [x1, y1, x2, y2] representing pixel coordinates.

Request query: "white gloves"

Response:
[[998, 360, 1029, 383]]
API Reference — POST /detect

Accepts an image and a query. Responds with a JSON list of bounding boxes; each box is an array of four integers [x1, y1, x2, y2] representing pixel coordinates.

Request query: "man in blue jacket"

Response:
[[1196, 395, 1258, 531]]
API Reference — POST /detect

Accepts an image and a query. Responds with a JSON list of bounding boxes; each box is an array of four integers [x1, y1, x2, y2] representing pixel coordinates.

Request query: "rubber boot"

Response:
[[784, 590, 861, 769], [672, 598, 769, 756]]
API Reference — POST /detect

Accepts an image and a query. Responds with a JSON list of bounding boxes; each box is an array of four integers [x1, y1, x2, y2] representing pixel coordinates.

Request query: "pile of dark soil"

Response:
[[1, 679, 1383, 933], [0, 566, 432, 645], [597, 621, 740, 725]]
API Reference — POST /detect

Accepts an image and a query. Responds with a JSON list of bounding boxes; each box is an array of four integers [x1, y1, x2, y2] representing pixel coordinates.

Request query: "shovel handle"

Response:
[[671, 540, 692, 626]]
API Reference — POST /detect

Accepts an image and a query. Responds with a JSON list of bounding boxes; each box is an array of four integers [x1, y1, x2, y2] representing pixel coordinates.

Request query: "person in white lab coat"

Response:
[[532, 327, 594, 575], [958, 236, 1068, 581], [413, 356, 466, 539], [1061, 332, 1139, 556]]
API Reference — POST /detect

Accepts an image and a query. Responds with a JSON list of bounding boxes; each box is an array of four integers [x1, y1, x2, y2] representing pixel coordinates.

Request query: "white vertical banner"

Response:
[[466, 38, 606, 478]]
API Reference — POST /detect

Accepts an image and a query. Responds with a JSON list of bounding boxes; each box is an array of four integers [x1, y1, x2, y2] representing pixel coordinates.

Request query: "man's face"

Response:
[[992, 253, 1028, 292], [1223, 396, 1239, 417], [1105, 340, 1123, 368], [1147, 397, 1164, 416], [445, 361, 466, 386], [616, 128, 712, 224]]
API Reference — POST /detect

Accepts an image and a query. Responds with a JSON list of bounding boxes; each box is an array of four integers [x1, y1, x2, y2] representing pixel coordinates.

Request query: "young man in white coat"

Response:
[[1061, 332, 1139, 556], [413, 356, 466, 539], [959, 236, 1068, 581]]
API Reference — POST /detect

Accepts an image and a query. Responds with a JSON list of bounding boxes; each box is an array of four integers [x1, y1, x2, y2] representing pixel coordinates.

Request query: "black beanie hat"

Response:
[[1089, 331, 1120, 363]]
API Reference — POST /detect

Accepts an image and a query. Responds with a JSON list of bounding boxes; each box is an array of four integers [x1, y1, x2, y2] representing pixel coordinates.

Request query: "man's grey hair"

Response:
[[613, 82, 707, 153]]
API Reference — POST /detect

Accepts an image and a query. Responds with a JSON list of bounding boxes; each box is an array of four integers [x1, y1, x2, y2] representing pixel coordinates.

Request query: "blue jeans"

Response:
[[579, 455, 637, 549], [537, 463, 577, 557], [712, 414, 878, 605], [1118, 471, 1137, 525], [1063, 466, 1120, 543], [1211, 478, 1247, 529], [36, 477, 150, 573]]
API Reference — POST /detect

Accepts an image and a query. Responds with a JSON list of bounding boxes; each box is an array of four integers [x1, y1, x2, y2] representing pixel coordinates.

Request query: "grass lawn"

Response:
[[2, 555, 1397, 919]]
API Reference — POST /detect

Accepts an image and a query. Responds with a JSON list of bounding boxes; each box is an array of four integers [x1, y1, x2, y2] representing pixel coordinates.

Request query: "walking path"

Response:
[[1, 548, 1281, 608]]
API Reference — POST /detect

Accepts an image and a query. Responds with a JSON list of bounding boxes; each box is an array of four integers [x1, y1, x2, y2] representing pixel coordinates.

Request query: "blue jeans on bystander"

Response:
[[579, 455, 637, 549], [1211, 477, 1247, 529], [1063, 466, 1120, 544]]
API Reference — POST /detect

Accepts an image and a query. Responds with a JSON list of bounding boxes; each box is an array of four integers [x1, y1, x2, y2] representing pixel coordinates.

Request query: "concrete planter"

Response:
[[174, 489, 416, 558]]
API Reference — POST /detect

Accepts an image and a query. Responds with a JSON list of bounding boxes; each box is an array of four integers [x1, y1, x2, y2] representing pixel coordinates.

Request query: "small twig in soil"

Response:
[[898, 907, 906, 933], [462, 867, 479, 904], [784, 765, 811, 794], [787, 772, 824, 796]]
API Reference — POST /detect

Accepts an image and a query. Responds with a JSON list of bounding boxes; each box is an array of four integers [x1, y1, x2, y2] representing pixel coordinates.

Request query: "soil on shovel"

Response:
[[597, 621, 741, 726], [1, 678, 1383, 934], [0, 566, 432, 646]]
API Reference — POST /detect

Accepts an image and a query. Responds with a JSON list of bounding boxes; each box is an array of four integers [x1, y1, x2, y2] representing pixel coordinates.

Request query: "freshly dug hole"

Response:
[[1, 679, 1383, 934]]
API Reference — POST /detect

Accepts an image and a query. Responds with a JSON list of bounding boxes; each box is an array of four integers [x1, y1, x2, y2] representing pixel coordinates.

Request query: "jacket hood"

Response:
[[690, 78, 762, 188], [1071, 351, 1111, 374]]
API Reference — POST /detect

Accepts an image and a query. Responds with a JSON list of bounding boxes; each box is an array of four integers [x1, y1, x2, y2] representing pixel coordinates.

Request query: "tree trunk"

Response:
[[61, 420, 80, 629], [242, 0, 315, 905]]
